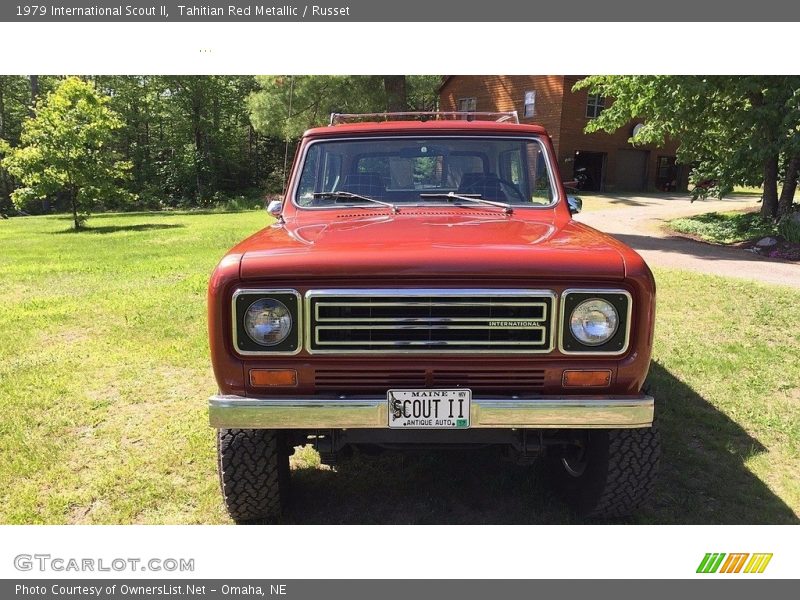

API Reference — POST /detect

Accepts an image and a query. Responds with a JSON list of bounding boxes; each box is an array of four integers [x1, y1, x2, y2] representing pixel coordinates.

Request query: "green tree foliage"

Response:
[[0, 76, 33, 215], [0, 75, 443, 215], [574, 76, 800, 219], [248, 75, 441, 139], [1, 77, 132, 229], [95, 75, 288, 201]]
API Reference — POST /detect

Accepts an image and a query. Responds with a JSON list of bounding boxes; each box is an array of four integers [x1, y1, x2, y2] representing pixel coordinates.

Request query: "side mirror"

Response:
[[567, 195, 582, 215], [266, 199, 283, 218]]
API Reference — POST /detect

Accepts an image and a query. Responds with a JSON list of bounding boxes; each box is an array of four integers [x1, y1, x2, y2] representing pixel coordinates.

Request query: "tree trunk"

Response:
[[761, 153, 779, 219], [778, 154, 799, 217], [30, 75, 50, 213], [192, 89, 205, 201], [0, 78, 5, 139], [0, 81, 9, 215], [383, 76, 407, 112], [70, 186, 80, 230], [29, 75, 39, 114]]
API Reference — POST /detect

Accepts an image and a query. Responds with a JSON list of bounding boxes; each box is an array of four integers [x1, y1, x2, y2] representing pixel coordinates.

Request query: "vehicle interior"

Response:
[[295, 136, 555, 207]]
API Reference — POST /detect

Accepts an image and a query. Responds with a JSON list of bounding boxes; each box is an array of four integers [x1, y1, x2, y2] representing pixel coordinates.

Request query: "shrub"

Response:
[[778, 213, 800, 244], [668, 211, 778, 244]]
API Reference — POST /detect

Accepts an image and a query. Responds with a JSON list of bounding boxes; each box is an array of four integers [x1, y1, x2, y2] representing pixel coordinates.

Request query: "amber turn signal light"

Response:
[[562, 369, 612, 388], [250, 369, 298, 387]]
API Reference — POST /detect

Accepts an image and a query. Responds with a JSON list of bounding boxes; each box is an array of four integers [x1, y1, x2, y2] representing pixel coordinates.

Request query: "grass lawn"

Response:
[[667, 210, 778, 245], [1, 212, 798, 524]]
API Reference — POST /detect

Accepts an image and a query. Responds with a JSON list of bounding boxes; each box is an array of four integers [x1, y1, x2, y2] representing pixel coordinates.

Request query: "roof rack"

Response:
[[329, 111, 520, 126]]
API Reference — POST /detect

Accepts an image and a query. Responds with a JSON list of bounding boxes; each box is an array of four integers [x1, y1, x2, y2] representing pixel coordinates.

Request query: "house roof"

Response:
[[438, 75, 454, 91]]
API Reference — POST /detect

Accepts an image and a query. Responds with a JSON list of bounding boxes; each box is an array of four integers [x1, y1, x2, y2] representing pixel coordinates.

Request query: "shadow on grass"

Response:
[[55, 223, 185, 234], [282, 361, 797, 524], [53, 208, 263, 222], [645, 361, 797, 524]]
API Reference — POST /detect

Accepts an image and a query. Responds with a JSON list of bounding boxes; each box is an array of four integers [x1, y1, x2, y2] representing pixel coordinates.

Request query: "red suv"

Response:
[[207, 112, 659, 522]]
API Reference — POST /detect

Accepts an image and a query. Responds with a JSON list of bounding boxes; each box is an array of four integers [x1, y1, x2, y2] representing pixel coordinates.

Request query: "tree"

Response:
[[1, 75, 445, 214], [1, 76, 132, 229], [0, 76, 31, 215], [383, 76, 407, 111], [248, 75, 441, 140], [29, 76, 39, 113], [574, 76, 800, 219], [93, 75, 277, 204]]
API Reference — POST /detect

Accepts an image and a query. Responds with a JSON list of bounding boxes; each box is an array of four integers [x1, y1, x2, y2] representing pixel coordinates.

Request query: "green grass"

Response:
[[731, 185, 764, 196], [668, 210, 778, 244], [0, 212, 798, 524]]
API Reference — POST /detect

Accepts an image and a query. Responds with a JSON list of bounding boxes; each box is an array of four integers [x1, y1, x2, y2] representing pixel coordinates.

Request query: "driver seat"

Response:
[[341, 172, 386, 198], [458, 172, 507, 201]]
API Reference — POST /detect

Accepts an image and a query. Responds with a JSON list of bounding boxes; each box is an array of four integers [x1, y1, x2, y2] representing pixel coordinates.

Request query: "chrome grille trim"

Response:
[[305, 289, 556, 354], [314, 301, 548, 322]]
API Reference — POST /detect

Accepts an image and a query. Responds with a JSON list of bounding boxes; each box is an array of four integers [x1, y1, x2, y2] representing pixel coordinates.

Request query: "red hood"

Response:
[[236, 209, 628, 281]]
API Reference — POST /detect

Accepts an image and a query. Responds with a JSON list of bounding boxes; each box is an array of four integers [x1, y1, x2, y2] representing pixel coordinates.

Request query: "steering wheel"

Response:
[[461, 174, 527, 203]]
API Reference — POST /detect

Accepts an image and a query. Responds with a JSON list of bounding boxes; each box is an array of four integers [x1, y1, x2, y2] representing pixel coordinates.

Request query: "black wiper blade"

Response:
[[419, 192, 513, 214], [313, 191, 399, 213]]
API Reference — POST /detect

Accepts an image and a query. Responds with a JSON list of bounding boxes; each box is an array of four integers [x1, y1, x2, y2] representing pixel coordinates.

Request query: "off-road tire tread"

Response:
[[217, 428, 289, 524], [549, 424, 660, 519], [586, 426, 661, 519]]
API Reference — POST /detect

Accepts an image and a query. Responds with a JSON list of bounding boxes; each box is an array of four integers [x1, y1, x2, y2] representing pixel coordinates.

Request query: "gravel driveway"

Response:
[[575, 194, 800, 288]]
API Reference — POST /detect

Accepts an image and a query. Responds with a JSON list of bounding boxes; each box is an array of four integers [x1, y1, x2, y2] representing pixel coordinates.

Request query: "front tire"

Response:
[[548, 424, 660, 519], [217, 428, 290, 524]]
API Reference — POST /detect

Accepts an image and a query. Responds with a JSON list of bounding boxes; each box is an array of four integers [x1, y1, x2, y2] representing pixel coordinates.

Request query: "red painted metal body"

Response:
[[208, 120, 656, 400]]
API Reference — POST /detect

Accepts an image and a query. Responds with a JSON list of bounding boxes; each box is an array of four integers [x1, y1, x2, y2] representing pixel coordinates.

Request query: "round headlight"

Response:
[[569, 299, 619, 346], [244, 298, 292, 346]]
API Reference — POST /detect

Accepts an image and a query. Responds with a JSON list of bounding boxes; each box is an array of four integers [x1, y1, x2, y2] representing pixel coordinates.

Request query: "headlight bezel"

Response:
[[559, 289, 632, 355], [232, 289, 302, 355]]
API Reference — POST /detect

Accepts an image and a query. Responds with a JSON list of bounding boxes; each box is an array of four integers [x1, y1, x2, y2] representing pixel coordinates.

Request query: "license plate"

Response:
[[387, 389, 471, 429]]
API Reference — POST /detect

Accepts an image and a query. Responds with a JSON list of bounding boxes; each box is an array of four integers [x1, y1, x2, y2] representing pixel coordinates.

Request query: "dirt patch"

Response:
[[50, 328, 90, 345]]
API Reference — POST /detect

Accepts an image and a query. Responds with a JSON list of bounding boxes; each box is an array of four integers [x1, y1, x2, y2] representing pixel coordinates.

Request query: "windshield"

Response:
[[294, 136, 556, 208]]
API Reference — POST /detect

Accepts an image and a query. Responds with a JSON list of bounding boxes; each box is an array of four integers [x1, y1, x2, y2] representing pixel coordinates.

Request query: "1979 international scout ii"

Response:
[[208, 112, 659, 523]]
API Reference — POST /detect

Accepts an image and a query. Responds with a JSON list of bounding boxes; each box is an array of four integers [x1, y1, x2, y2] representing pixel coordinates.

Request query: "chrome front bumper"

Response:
[[208, 394, 654, 429]]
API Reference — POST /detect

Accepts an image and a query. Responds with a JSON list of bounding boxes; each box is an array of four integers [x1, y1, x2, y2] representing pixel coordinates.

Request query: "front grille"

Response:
[[314, 368, 427, 391], [313, 366, 546, 393], [306, 289, 555, 353], [430, 368, 546, 390]]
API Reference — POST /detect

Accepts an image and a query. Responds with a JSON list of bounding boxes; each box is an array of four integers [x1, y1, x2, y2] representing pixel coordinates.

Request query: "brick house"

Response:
[[439, 75, 688, 193]]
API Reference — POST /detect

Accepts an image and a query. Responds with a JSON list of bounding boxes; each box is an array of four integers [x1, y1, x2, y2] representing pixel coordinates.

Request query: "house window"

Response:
[[586, 94, 605, 119], [457, 97, 477, 112], [524, 91, 536, 118]]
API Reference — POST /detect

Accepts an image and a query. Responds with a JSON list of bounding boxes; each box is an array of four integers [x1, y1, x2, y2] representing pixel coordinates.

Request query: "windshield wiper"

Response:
[[313, 191, 399, 213], [419, 192, 513, 214]]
